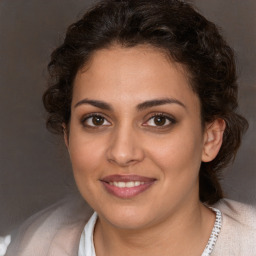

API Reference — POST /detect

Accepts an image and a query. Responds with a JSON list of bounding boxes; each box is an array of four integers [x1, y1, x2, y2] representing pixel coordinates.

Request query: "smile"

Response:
[[109, 181, 145, 188], [100, 175, 156, 199]]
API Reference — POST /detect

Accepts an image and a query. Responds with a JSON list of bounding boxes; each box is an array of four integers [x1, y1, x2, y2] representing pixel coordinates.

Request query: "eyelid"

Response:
[[142, 112, 176, 127], [81, 113, 112, 127]]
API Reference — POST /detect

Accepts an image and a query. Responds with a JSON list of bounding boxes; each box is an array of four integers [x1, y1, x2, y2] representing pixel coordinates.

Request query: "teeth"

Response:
[[126, 181, 135, 188], [135, 181, 141, 186], [109, 181, 145, 188]]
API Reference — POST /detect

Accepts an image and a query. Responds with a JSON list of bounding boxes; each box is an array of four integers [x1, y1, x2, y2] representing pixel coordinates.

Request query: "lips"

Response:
[[100, 175, 156, 199]]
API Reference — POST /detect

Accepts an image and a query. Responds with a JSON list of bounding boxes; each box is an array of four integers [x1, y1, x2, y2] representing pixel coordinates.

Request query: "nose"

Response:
[[106, 125, 145, 167]]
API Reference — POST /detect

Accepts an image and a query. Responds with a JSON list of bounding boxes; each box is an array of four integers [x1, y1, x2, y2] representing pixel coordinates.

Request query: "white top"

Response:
[[78, 208, 222, 256], [78, 212, 97, 256], [6, 197, 256, 256]]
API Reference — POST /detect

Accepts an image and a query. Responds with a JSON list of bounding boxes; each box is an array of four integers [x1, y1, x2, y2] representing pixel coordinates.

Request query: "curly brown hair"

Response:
[[43, 0, 248, 205]]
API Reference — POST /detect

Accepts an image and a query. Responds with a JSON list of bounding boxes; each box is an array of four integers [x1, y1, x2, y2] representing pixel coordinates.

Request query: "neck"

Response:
[[94, 200, 215, 256]]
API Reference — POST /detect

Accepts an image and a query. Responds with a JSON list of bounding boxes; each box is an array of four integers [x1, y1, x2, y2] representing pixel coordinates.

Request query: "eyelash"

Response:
[[80, 113, 176, 129], [143, 113, 176, 128], [81, 113, 111, 128]]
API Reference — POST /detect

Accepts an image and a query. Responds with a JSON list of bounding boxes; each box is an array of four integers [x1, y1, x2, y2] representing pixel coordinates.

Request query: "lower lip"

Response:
[[101, 181, 155, 199]]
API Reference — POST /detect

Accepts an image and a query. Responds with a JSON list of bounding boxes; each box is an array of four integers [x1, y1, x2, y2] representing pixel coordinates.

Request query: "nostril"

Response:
[[107, 157, 135, 166], [106, 132, 145, 166]]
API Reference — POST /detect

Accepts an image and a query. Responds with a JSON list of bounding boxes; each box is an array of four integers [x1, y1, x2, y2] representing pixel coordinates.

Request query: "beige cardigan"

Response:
[[6, 196, 256, 256]]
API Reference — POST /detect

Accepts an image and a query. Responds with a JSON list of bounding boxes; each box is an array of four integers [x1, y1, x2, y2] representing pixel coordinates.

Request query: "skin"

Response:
[[64, 45, 225, 256]]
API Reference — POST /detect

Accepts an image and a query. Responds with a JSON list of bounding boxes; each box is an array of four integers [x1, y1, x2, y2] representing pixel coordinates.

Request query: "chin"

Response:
[[97, 204, 155, 230]]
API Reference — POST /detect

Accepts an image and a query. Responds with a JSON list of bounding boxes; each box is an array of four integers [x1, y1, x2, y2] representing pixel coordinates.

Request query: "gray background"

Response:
[[0, 0, 255, 235]]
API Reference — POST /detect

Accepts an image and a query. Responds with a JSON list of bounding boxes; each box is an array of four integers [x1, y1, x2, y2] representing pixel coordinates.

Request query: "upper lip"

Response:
[[100, 174, 156, 183]]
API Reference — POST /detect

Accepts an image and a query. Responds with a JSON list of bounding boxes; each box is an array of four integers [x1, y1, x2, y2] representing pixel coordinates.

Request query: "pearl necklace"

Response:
[[201, 208, 222, 256]]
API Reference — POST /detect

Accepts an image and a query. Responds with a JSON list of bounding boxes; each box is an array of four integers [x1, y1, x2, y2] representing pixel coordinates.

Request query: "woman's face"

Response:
[[67, 45, 208, 230]]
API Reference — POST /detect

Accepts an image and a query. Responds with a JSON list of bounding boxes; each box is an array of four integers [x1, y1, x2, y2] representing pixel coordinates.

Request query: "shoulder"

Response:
[[214, 198, 256, 228], [6, 195, 93, 256], [212, 198, 256, 255]]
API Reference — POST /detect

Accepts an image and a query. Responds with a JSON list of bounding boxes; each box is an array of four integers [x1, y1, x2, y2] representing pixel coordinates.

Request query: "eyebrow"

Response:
[[136, 98, 186, 111], [74, 99, 112, 110], [74, 97, 186, 111]]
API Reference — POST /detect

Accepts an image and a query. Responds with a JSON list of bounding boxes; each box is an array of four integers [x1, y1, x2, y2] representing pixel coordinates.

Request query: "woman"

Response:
[[6, 0, 255, 255]]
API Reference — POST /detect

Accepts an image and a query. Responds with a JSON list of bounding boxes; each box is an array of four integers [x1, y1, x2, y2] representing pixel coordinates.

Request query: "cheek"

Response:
[[68, 137, 106, 207], [149, 134, 203, 207], [147, 129, 203, 178], [68, 133, 106, 179]]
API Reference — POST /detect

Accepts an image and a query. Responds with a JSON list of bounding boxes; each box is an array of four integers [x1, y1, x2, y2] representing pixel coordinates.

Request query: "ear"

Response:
[[201, 119, 226, 162], [62, 123, 69, 149]]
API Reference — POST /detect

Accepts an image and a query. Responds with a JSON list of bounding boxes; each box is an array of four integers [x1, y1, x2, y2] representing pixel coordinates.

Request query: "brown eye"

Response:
[[153, 116, 167, 126], [144, 114, 176, 127], [82, 114, 111, 127], [92, 116, 104, 126]]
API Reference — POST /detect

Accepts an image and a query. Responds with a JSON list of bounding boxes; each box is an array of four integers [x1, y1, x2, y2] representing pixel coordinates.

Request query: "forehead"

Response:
[[72, 45, 199, 110]]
